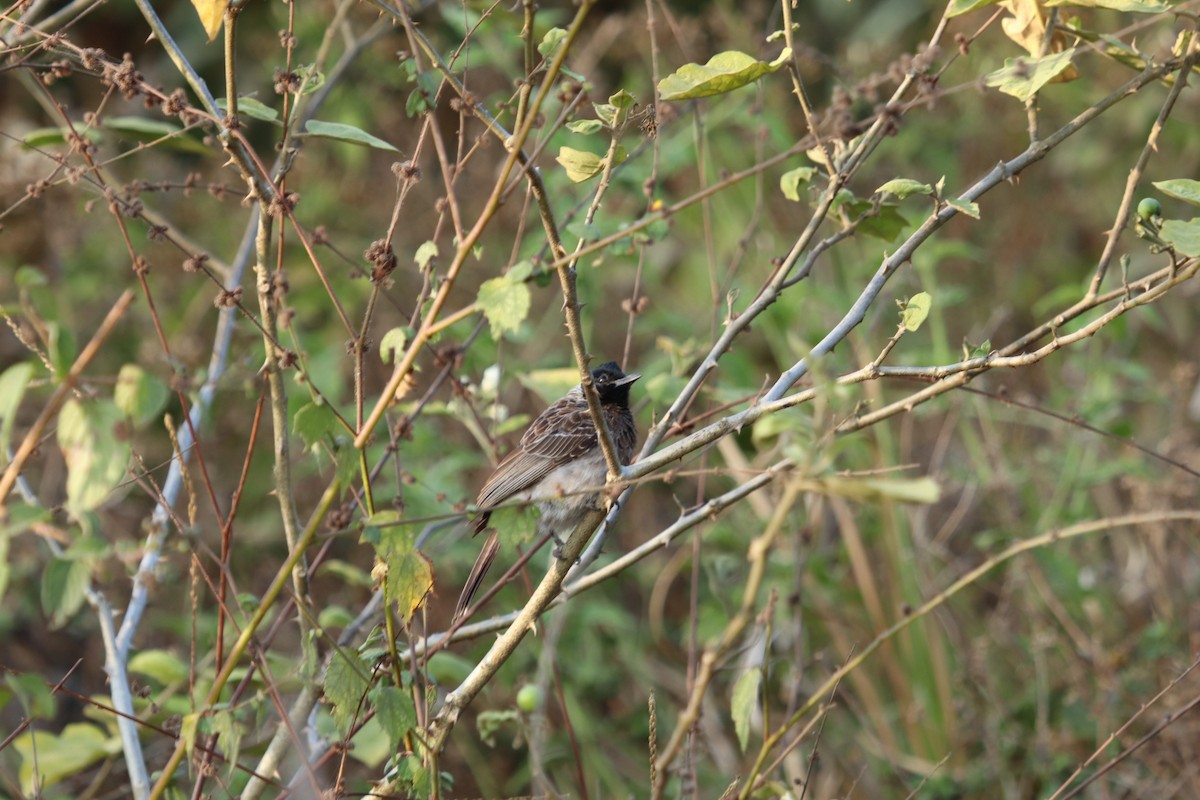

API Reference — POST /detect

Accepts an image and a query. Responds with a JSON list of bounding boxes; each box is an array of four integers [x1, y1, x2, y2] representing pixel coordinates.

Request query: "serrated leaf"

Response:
[[946, 197, 981, 219], [371, 686, 417, 751], [1046, 0, 1167, 11], [876, 178, 934, 199], [373, 522, 433, 622], [325, 650, 372, 732], [0, 362, 33, 463], [984, 49, 1077, 102], [477, 275, 532, 338], [379, 327, 411, 365], [556, 146, 605, 183], [901, 292, 933, 332], [731, 667, 762, 752], [486, 502, 541, 546], [114, 364, 168, 428], [780, 166, 817, 202], [57, 399, 131, 517], [189, 0, 227, 42], [658, 48, 792, 100], [216, 96, 279, 122], [1153, 179, 1200, 207], [293, 402, 340, 451], [1159, 218, 1200, 257], [303, 120, 398, 152]]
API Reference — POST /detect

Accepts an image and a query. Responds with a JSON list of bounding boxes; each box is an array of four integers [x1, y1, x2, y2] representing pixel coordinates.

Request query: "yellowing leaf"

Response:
[[1046, 0, 1168, 11], [780, 166, 817, 202], [658, 48, 791, 101], [189, 0, 227, 42], [57, 399, 131, 517], [556, 146, 605, 183], [901, 292, 933, 332], [731, 667, 762, 752], [985, 49, 1078, 101]]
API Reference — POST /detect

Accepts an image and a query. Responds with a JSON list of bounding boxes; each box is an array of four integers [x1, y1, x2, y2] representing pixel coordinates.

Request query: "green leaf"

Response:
[[371, 686, 417, 751], [556, 146, 605, 183], [57, 399, 131, 517], [537, 27, 568, 57], [779, 166, 817, 202], [857, 205, 910, 241], [477, 273, 532, 339], [945, 197, 981, 219], [103, 116, 183, 138], [901, 292, 933, 332], [414, 240, 439, 269], [22, 127, 102, 150], [0, 535, 8, 610], [947, 0, 1003, 16], [731, 667, 762, 752], [1159, 218, 1200, 256], [0, 362, 33, 463], [485, 502, 542, 547], [379, 327, 412, 365], [216, 96, 279, 122], [303, 120, 399, 152], [14, 723, 119, 794], [1046, 0, 1167, 11], [658, 48, 792, 100], [325, 650, 372, 732], [41, 557, 89, 629], [128, 649, 189, 686], [293, 402, 341, 451], [1153, 179, 1200, 207], [566, 119, 605, 135], [103, 116, 208, 155], [984, 49, 1077, 102], [114, 364, 168, 428], [48, 321, 76, 378], [404, 71, 441, 117], [876, 178, 934, 199]]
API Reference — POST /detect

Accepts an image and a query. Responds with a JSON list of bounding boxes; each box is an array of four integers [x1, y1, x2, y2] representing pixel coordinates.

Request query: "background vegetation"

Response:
[[2, 0, 1200, 797]]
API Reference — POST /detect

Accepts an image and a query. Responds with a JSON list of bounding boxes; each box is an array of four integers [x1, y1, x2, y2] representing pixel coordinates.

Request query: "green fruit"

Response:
[[516, 684, 543, 713], [1137, 197, 1162, 221]]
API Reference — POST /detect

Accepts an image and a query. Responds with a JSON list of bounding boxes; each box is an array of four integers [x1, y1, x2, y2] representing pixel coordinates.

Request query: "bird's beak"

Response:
[[614, 372, 640, 387]]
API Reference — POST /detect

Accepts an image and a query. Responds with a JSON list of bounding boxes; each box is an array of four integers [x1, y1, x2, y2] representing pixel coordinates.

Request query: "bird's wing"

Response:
[[474, 396, 596, 510]]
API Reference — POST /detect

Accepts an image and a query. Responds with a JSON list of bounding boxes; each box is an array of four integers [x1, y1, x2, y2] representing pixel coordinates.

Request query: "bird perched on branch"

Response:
[[454, 362, 639, 621]]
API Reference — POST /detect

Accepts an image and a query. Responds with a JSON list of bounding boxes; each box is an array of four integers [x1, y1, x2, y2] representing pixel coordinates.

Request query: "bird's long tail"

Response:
[[454, 527, 499, 621]]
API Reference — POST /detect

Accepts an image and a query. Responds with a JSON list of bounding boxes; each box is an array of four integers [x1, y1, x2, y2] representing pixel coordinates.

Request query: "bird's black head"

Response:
[[591, 361, 640, 407]]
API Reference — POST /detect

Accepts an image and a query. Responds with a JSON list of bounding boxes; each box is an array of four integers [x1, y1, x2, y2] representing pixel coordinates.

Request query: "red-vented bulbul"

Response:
[[454, 362, 639, 620]]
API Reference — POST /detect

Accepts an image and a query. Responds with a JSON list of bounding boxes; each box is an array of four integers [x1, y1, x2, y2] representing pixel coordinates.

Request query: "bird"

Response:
[[454, 361, 640, 621]]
